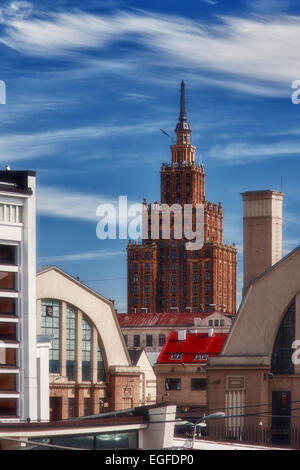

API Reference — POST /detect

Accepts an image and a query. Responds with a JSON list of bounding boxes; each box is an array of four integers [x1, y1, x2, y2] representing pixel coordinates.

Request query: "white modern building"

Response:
[[0, 170, 50, 423]]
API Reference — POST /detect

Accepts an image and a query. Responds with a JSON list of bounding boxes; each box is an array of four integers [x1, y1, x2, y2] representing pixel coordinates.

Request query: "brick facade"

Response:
[[127, 82, 236, 314]]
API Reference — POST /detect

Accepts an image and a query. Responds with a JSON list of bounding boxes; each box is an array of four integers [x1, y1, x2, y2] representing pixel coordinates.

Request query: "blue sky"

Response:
[[0, 0, 300, 311]]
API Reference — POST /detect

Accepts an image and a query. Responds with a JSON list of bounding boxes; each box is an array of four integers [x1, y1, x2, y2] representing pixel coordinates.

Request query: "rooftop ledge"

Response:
[[207, 355, 270, 367]]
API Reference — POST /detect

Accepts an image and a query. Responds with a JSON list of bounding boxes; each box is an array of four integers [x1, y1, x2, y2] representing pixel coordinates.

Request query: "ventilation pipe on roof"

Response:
[[178, 330, 186, 341], [208, 328, 214, 337]]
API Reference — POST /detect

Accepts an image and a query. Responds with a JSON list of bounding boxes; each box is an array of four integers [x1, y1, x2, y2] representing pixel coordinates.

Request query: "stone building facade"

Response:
[[207, 245, 300, 446], [127, 82, 236, 315], [118, 311, 233, 354], [36, 266, 140, 421], [154, 330, 227, 414], [0, 170, 50, 423]]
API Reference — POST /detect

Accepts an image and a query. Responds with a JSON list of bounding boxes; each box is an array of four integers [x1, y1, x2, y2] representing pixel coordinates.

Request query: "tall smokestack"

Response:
[[242, 190, 284, 296]]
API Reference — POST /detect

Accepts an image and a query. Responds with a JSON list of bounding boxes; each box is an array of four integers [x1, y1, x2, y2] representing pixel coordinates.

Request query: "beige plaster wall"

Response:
[[222, 247, 300, 358], [37, 268, 130, 368]]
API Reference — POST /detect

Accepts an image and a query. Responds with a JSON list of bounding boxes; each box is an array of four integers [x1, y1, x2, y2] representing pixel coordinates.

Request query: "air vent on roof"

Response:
[[178, 330, 186, 341]]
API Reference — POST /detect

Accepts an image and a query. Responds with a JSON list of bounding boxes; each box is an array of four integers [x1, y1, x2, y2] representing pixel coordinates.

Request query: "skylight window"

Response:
[[170, 353, 183, 360], [194, 354, 208, 361]]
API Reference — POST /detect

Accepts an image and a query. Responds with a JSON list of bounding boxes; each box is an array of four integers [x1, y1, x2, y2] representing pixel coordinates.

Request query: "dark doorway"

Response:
[[272, 391, 291, 445], [49, 397, 62, 422]]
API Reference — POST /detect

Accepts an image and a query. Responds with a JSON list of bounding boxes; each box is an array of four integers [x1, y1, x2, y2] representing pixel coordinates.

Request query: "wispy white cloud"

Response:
[[36, 185, 139, 223], [202, 0, 218, 5], [37, 185, 108, 221], [0, 1, 33, 23], [37, 248, 124, 264], [0, 121, 160, 162], [282, 237, 300, 256], [284, 211, 300, 226], [209, 140, 300, 164], [122, 92, 153, 102], [244, 0, 290, 14], [0, 9, 299, 96]]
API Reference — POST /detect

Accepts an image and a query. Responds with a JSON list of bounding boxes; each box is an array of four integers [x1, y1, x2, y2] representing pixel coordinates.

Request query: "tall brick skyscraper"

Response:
[[127, 82, 236, 314]]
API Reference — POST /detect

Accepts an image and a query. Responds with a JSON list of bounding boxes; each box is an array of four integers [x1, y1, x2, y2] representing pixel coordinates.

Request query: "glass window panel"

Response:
[[96, 431, 137, 450], [66, 305, 76, 381], [191, 378, 207, 390], [84, 398, 91, 416], [0, 245, 16, 265], [146, 335, 153, 346], [82, 317, 91, 381], [165, 378, 181, 390], [0, 322, 17, 340], [41, 300, 60, 374], [271, 302, 295, 374], [0, 298, 16, 315], [97, 344, 106, 382], [0, 348, 16, 366], [51, 435, 94, 450], [0, 272, 16, 290], [0, 398, 17, 417], [68, 398, 75, 418], [0, 373, 16, 391]]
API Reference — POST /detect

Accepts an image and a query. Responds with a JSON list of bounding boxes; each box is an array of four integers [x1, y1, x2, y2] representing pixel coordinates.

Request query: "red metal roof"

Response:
[[156, 331, 227, 364], [117, 311, 231, 327]]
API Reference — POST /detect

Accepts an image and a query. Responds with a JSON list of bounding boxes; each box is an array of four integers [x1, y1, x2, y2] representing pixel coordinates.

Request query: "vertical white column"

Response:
[[36, 341, 51, 422], [21, 175, 38, 422]]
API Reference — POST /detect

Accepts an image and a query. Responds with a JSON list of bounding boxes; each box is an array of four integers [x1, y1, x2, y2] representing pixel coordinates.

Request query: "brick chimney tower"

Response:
[[242, 190, 284, 296]]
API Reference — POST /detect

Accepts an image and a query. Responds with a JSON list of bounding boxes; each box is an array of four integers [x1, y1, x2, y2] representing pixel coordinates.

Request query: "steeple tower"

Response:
[[171, 81, 195, 163], [175, 80, 190, 133]]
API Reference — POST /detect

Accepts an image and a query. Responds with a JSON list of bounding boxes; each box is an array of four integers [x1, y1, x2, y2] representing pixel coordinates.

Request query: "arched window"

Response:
[[66, 305, 76, 380], [41, 300, 60, 373], [271, 301, 295, 374], [97, 344, 106, 382], [82, 317, 92, 381]]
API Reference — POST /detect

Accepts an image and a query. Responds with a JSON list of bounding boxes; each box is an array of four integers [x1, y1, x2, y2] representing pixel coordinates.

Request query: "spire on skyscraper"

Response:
[[175, 80, 191, 132]]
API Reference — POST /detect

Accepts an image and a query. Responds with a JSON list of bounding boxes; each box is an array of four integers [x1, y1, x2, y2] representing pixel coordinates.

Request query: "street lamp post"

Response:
[[192, 412, 225, 449]]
